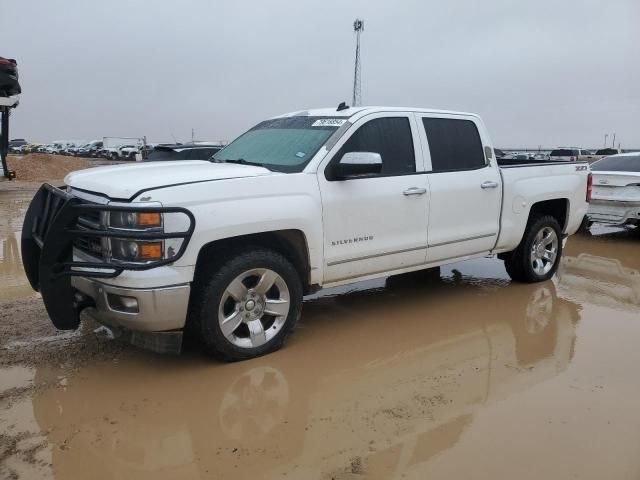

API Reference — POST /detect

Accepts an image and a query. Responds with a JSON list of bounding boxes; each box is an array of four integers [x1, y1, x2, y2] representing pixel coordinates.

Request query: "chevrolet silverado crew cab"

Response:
[[21, 106, 592, 361]]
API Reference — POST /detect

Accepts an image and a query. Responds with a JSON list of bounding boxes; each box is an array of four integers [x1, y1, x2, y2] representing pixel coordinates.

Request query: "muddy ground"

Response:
[[2, 179, 640, 479]]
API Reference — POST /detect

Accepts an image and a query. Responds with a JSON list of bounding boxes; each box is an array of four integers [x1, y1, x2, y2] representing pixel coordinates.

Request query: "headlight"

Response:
[[111, 239, 163, 262], [110, 211, 162, 229], [72, 208, 192, 266], [109, 211, 164, 263]]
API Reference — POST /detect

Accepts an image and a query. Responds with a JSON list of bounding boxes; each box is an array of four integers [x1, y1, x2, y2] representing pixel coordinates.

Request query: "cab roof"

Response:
[[272, 106, 479, 121]]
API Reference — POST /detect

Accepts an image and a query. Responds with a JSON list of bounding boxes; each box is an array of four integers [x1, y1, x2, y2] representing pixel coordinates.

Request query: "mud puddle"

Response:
[[1, 184, 640, 478], [0, 188, 38, 302]]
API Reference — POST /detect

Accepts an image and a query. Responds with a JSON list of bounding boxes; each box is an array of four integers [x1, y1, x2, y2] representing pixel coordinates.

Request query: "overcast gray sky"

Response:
[[2, 0, 639, 148]]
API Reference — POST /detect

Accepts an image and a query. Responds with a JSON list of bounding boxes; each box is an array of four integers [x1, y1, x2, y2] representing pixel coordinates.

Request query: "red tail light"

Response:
[[586, 173, 593, 202]]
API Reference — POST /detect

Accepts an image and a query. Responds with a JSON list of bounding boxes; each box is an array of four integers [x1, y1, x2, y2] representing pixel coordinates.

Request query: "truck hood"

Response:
[[65, 160, 273, 200]]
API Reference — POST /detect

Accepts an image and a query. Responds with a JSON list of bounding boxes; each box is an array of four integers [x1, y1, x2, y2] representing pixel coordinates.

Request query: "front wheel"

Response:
[[191, 248, 303, 361], [504, 215, 563, 283]]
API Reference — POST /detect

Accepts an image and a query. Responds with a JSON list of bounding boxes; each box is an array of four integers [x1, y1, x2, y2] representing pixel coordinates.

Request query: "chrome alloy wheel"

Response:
[[530, 226, 558, 276], [218, 268, 290, 349]]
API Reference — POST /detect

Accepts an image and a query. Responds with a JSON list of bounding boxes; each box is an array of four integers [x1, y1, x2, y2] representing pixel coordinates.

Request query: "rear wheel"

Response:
[[577, 215, 592, 233], [191, 248, 303, 361], [504, 215, 562, 283]]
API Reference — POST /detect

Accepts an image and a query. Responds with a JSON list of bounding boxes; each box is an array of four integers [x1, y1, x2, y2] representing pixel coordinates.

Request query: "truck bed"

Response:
[[497, 159, 585, 168], [494, 160, 590, 253]]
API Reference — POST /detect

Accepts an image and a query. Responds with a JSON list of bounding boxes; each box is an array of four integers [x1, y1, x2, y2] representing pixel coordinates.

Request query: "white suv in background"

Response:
[[549, 148, 591, 162]]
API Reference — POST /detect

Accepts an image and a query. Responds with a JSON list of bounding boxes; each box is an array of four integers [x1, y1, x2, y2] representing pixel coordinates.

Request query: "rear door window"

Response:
[[332, 117, 416, 177], [421, 118, 485, 172]]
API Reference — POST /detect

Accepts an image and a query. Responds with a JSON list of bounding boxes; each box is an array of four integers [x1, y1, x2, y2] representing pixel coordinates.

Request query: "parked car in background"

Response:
[[586, 153, 640, 228], [503, 153, 531, 161], [120, 144, 157, 160], [590, 148, 619, 163], [549, 148, 591, 162], [494, 148, 506, 160], [8, 138, 27, 153], [89, 141, 104, 157], [117, 144, 147, 160], [46, 142, 69, 154], [77, 140, 104, 158], [100, 146, 121, 160], [64, 143, 82, 156], [143, 143, 223, 162]]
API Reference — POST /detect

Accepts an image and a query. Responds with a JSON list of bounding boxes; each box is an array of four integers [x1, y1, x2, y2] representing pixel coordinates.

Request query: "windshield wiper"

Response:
[[212, 158, 272, 170]]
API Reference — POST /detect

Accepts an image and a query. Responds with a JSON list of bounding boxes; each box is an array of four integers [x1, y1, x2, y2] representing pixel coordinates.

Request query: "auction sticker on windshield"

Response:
[[312, 119, 347, 127]]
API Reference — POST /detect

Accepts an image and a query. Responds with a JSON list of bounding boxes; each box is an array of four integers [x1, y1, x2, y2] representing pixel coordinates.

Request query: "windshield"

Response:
[[213, 116, 347, 172], [591, 154, 640, 172]]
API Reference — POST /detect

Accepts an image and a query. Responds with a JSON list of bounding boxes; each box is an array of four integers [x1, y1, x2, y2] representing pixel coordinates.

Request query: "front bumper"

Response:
[[71, 277, 190, 332], [21, 183, 194, 331]]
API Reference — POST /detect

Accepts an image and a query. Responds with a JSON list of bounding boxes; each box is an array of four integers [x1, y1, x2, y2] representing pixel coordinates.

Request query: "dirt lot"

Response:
[[6, 153, 93, 182], [2, 177, 640, 479]]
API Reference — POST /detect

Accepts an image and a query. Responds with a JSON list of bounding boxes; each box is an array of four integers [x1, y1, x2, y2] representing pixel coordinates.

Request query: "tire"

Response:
[[190, 248, 303, 361], [504, 215, 563, 283], [577, 215, 592, 233]]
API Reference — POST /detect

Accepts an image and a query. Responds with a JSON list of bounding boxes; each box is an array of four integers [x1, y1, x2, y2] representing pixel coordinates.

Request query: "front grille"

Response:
[[73, 209, 105, 259]]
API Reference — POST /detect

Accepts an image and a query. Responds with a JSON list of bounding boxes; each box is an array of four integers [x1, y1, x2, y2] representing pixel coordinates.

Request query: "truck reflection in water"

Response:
[[557, 231, 640, 313], [0, 190, 34, 301], [31, 263, 583, 479]]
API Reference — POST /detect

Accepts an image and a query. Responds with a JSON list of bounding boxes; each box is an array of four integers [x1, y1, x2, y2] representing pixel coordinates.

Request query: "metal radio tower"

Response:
[[352, 18, 364, 107]]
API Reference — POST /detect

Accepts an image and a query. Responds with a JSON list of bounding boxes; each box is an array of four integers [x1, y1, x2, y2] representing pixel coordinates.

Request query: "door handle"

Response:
[[481, 181, 499, 189], [403, 187, 427, 196]]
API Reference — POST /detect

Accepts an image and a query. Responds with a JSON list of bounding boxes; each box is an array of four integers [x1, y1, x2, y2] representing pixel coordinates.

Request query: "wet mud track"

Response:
[[1, 186, 640, 479]]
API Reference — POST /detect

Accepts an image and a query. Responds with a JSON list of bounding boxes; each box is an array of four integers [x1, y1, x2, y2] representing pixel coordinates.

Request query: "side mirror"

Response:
[[334, 151, 382, 179]]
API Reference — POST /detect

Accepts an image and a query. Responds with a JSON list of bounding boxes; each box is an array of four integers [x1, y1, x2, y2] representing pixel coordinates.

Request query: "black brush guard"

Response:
[[21, 184, 195, 330]]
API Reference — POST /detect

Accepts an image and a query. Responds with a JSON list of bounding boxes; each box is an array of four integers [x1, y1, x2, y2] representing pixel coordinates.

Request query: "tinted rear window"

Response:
[[186, 147, 220, 160], [595, 148, 618, 156], [421, 118, 485, 172], [550, 149, 578, 157], [145, 149, 188, 161], [591, 155, 640, 172]]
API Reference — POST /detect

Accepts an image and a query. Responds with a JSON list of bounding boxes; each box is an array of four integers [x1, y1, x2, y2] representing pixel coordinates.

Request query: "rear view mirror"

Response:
[[334, 151, 382, 179]]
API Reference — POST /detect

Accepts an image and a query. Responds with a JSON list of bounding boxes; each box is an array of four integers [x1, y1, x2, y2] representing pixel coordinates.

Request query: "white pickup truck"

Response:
[[21, 106, 591, 360]]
